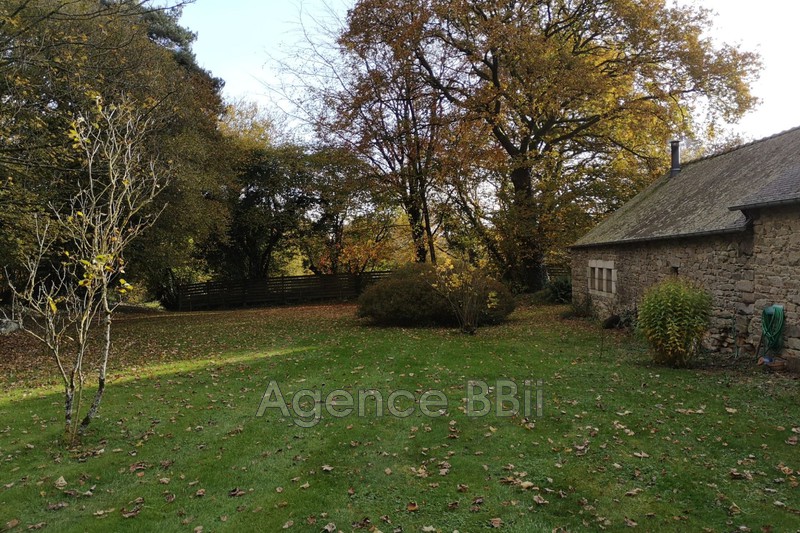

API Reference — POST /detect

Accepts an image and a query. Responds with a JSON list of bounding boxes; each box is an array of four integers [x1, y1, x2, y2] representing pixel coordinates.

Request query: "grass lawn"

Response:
[[0, 304, 798, 532]]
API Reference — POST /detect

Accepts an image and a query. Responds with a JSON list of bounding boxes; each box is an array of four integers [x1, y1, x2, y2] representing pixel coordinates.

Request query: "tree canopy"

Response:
[[0, 0, 230, 294], [340, 0, 760, 288]]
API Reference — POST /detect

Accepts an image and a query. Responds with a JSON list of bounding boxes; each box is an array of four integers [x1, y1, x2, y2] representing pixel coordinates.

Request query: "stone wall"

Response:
[[571, 232, 755, 353], [751, 206, 800, 361]]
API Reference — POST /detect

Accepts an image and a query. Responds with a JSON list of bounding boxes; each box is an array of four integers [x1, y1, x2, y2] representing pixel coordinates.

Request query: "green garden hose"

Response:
[[758, 304, 785, 361]]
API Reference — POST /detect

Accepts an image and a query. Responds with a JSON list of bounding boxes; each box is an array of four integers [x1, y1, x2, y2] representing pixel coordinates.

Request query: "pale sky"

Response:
[[180, 0, 800, 141]]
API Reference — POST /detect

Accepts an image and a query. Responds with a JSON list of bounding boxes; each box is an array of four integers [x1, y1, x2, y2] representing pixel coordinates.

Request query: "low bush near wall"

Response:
[[357, 263, 515, 330], [537, 276, 573, 304], [637, 277, 711, 367]]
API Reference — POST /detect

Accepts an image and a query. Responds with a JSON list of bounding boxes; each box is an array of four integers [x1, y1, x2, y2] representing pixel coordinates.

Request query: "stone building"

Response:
[[571, 127, 800, 364]]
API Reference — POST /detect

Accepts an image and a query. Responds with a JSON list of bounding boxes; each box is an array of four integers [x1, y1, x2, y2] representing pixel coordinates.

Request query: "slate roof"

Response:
[[573, 125, 800, 248]]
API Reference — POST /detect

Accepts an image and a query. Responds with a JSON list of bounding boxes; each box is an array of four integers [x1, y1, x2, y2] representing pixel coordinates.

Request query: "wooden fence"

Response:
[[544, 264, 571, 280], [175, 271, 391, 312]]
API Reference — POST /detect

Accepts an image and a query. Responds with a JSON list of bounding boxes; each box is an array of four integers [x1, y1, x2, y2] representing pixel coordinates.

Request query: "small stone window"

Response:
[[588, 260, 616, 296]]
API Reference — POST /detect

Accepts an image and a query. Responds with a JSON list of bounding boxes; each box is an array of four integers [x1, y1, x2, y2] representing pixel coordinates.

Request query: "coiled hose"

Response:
[[757, 304, 785, 361]]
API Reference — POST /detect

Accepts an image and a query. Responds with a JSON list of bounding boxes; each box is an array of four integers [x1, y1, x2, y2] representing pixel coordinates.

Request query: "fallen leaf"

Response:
[[407, 501, 419, 512], [4, 519, 20, 530], [624, 517, 638, 527], [625, 488, 643, 497], [128, 462, 148, 473], [194, 489, 206, 498], [489, 517, 503, 528], [533, 495, 549, 505], [282, 520, 294, 529], [228, 488, 246, 497], [322, 523, 336, 533], [351, 517, 371, 529], [729, 469, 753, 481], [121, 504, 142, 518], [54, 477, 67, 489], [47, 502, 68, 511], [321, 465, 334, 472]]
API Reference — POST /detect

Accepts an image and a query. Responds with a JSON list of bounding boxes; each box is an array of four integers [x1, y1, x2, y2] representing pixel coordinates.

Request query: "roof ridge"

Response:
[[682, 123, 800, 168]]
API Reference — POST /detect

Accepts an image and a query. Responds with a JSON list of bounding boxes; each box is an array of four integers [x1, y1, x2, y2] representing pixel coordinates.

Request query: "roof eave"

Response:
[[570, 224, 750, 250], [728, 196, 800, 211]]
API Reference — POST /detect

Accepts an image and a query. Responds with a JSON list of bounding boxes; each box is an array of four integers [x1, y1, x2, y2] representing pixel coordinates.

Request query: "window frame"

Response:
[[587, 260, 616, 296]]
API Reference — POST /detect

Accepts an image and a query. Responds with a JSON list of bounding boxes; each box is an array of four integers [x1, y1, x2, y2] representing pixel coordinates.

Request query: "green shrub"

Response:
[[637, 277, 711, 367], [357, 264, 451, 326], [538, 276, 572, 304], [357, 263, 515, 329]]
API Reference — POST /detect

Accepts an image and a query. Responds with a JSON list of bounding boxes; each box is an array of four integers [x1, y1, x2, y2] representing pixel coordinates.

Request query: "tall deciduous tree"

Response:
[[278, 6, 457, 265], [210, 144, 317, 280], [298, 147, 397, 275], [344, 0, 760, 289], [321, 44, 448, 264]]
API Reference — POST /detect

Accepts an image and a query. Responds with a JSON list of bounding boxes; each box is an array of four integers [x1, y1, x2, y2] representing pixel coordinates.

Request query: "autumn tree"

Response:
[[344, 0, 760, 289], [278, 6, 460, 265], [297, 147, 397, 275]]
